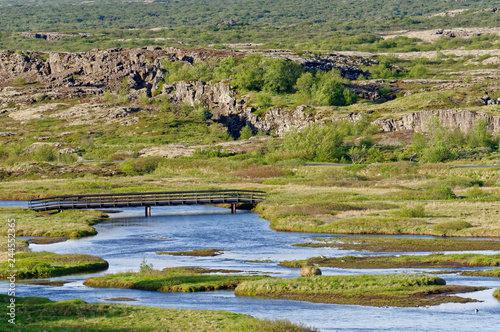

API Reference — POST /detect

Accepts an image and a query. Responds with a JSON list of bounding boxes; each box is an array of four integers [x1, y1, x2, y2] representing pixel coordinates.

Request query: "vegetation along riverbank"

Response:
[[293, 236, 500, 252], [0, 207, 108, 239], [280, 253, 500, 269], [0, 252, 108, 279], [157, 249, 228, 256], [234, 274, 484, 307], [83, 267, 269, 293], [0, 295, 315, 332]]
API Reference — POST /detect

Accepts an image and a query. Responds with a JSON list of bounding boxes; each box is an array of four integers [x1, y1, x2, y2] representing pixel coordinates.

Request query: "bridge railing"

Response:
[[28, 190, 266, 211]]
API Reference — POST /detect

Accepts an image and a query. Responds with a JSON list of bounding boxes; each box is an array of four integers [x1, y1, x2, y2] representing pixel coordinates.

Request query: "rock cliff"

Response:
[[374, 109, 500, 135], [169, 80, 500, 137]]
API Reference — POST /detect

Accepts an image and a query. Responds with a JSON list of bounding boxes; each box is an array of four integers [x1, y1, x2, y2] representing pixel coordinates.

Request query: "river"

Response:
[[2, 203, 500, 331]]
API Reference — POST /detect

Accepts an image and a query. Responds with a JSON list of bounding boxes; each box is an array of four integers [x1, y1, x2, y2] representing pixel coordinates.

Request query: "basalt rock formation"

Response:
[[168, 80, 500, 137], [374, 109, 500, 135], [1, 47, 498, 138], [0, 46, 371, 95], [0, 47, 169, 92]]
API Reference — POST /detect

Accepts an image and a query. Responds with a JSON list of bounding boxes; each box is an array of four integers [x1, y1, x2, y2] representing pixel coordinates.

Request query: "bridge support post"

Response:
[[145, 206, 151, 217], [231, 203, 236, 214]]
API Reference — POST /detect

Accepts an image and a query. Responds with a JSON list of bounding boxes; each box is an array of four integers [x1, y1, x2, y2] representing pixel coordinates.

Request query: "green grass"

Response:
[[462, 268, 500, 278], [0, 295, 315, 332], [292, 236, 500, 252], [0, 251, 108, 279], [280, 254, 500, 269], [157, 249, 227, 256], [234, 274, 483, 307], [84, 267, 270, 293], [494, 289, 500, 299], [0, 208, 108, 239], [0, 163, 499, 238]]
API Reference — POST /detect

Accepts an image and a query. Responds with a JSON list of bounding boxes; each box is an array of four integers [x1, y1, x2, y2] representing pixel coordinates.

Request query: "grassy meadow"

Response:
[[0, 251, 108, 279], [0, 207, 108, 239], [234, 274, 484, 307], [280, 253, 500, 269], [1, 161, 499, 239], [84, 267, 269, 293], [0, 295, 316, 332]]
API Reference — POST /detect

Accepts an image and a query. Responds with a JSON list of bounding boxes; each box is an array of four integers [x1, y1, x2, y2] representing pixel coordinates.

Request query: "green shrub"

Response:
[[467, 119, 496, 149], [408, 63, 428, 78], [239, 126, 253, 140], [400, 204, 425, 218], [57, 153, 78, 164], [282, 122, 348, 161], [295, 72, 315, 97], [466, 185, 488, 199], [120, 156, 164, 175], [256, 93, 273, 109], [432, 221, 472, 234], [425, 185, 456, 200], [313, 70, 356, 106], [31, 145, 56, 162], [192, 146, 231, 158], [263, 58, 302, 93]]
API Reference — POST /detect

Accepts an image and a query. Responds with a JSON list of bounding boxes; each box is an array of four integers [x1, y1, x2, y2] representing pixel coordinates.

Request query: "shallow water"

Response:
[[2, 203, 500, 331]]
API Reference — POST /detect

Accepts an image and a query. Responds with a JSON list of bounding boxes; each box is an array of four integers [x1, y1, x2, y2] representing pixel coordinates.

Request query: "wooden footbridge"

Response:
[[28, 190, 266, 216]]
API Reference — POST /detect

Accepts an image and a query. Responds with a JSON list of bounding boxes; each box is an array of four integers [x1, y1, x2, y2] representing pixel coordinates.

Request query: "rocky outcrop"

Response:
[[168, 80, 500, 137], [166, 80, 321, 137], [0, 47, 173, 92], [374, 109, 500, 134], [252, 50, 374, 80], [0, 47, 373, 102]]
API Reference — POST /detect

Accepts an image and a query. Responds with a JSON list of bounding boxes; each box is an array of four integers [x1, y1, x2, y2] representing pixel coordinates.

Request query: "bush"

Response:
[[192, 146, 231, 158], [282, 122, 349, 161], [31, 145, 56, 162], [408, 63, 428, 78], [467, 119, 496, 149], [466, 185, 488, 199], [239, 126, 253, 140], [425, 185, 456, 200], [399, 204, 425, 218], [262, 59, 303, 93], [120, 156, 164, 175], [256, 93, 273, 109], [432, 221, 472, 234], [295, 72, 315, 97], [313, 70, 355, 106]]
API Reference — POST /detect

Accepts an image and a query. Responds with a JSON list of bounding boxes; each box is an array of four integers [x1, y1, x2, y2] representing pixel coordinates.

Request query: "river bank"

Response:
[[1, 161, 499, 238], [1, 203, 499, 331]]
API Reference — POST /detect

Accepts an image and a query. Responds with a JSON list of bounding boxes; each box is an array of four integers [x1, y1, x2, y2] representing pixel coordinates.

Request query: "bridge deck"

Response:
[[28, 190, 266, 214]]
